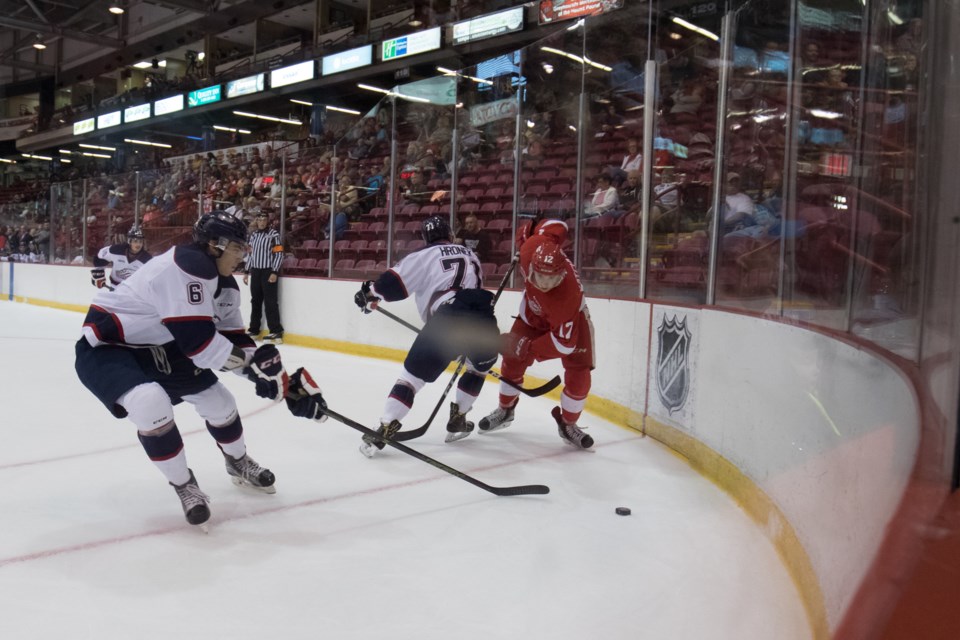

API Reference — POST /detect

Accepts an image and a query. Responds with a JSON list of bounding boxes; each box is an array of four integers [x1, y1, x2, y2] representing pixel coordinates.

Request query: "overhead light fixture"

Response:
[[61, 158, 72, 163], [124, 138, 172, 148], [436, 67, 492, 86], [326, 105, 361, 115], [33, 35, 46, 50], [21, 153, 53, 161], [233, 110, 302, 126], [133, 59, 166, 69], [290, 99, 313, 106], [540, 46, 612, 72], [0, 158, 17, 164], [79, 143, 116, 151], [670, 16, 719, 42], [357, 83, 431, 104], [213, 125, 252, 134], [58, 149, 73, 155], [109, 4, 124, 15], [82, 152, 112, 159]]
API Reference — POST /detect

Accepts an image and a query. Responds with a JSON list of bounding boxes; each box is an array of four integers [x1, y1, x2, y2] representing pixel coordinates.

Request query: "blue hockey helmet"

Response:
[[127, 224, 145, 241], [421, 215, 451, 245], [193, 211, 249, 250]]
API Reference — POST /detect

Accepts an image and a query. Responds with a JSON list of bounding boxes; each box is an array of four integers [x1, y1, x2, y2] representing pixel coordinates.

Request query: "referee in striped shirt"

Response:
[[243, 210, 285, 343]]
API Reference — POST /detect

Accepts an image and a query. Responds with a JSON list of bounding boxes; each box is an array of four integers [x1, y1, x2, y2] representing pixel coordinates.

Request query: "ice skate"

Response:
[[171, 469, 211, 530], [552, 406, 594, 450], [262, 332, 284, 344], [246, 328, 261, 339], [445, 402, 475, 443], [224, 452, 276, 493], [478, 405, 515, 434], [360, 420, 401, 458]]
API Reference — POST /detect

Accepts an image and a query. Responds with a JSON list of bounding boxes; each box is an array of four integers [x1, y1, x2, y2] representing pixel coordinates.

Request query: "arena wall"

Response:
[[1, 262, 923, 639]]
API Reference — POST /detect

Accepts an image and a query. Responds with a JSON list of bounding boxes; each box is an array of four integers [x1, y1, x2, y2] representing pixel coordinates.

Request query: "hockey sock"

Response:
[[455, 371, 485, 413], [559, 401, 584, 425], [381, 372, 424, 424], [559, 368, 591, 424], [138, 422, 190, 486], [207, 412, 246, 460]]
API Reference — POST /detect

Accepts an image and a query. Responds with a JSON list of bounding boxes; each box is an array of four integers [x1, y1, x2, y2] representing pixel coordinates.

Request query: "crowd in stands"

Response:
[[0, 10, 921, 308]]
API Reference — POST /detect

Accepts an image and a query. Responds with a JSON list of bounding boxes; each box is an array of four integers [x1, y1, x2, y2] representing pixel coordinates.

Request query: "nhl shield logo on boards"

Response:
[[656, 315, 691, 414]]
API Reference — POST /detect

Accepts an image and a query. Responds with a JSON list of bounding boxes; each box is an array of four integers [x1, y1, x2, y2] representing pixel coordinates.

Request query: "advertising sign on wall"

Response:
[[381, 27, 441, 62], [452, 7, 525, 45], [269, 61, 315, 89], [188, 85, 222, 108], [124, 103, 151, 122], [96, 111, 121, 129], [226, 73, 266, 98], [153, 94, 185, 116], [73, 118, 95, 135], [322, 45, 372, 76], [538, 0, 623, 25]]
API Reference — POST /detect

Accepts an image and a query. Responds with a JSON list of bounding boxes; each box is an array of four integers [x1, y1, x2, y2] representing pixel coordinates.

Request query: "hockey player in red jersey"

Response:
[[479, 219, 596, 448]]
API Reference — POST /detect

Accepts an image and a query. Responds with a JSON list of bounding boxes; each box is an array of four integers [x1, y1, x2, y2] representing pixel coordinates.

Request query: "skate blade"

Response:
[[359, 442, 379, 458], [444, 429, 473, 443], [196, 522, 210, 534], [262, 338, 283, 345], [230, 475, 277, 494], [478, 422, 512, 435]]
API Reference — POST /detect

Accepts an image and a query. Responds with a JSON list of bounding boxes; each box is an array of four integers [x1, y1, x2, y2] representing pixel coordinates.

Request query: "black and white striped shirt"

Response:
[[247, 228, 283, 273]]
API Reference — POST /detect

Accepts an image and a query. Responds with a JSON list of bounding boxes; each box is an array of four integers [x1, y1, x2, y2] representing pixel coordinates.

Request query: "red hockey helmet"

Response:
[[529, 242, 566, 291]]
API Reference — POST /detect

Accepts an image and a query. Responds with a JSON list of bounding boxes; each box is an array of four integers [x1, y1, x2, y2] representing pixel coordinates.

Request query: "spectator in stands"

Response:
[[402, 169, 433, 205], [896, 18, 923, 60], [334, 175, 361, 221], [800, 42, 826, 81], [608, 137, 642, 185], [618, 172, 642, 216], [584, 174, 620, 219], [651, 169, 683, 233], [719, 173, 756, 233], [669, 79, 705, 116], [454, 213, 493, 261], [35, 222, 50, 259], [428, 115, 453, 149]]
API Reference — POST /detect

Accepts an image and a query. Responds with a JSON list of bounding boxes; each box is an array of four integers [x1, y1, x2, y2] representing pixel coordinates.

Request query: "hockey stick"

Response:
[[393, 256, 520, 442], [374, 309, 560, 398], [321, 407, 550, 497]]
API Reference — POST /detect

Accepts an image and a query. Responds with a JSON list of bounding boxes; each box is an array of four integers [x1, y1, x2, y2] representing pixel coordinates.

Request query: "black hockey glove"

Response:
[[91, 267, 106, 288], [243, 344, 289, 402], [285, 367, 329, 422], [354, 280, 381, 314]]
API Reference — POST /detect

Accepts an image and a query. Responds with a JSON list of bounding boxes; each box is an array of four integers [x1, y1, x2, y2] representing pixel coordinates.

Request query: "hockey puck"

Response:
[[615, 507, 631, 516]]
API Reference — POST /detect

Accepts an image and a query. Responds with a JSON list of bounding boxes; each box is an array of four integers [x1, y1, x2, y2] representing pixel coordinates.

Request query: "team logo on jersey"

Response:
[[656, 315, 691, 414], [528, 297, 543, 315]]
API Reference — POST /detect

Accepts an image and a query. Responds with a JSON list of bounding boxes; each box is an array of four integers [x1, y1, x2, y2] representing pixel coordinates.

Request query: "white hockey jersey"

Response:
[[370, 242, 484, 323], [81, 244, 254, 371], [94, 243, 152, 286]]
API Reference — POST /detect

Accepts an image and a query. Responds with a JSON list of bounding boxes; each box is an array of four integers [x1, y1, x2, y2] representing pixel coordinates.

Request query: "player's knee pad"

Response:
[[183, 382, 238, 427], [457, 369, 486, 397], [389, 370, 426, 408], [118, 382, 174, 433], [137, 422, 183, 461]]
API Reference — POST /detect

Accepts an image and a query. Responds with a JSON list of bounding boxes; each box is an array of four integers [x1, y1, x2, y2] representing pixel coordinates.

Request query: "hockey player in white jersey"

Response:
[[91, 224, 152, 289], [75, 211, 307, 529], [354, 215, 500, 456]]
